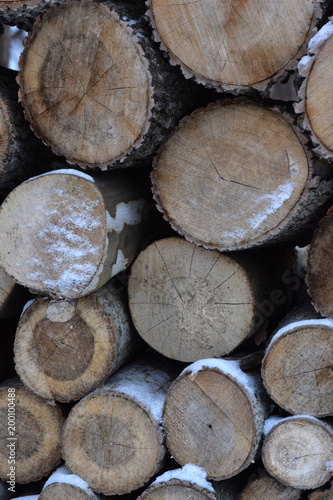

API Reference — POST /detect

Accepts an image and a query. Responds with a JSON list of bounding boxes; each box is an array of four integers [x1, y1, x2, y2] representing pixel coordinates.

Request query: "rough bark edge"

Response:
[[162, 366, 269, 481], [138, 478, 217, 499], [261, 416, 333, 490], [16, 0, 154, 170], [295, 18, 333, 161], [145, 0, 324, 95], [63, 390, 167, 495], [0, 0, 65, 31], [151, 98, 333, 251]]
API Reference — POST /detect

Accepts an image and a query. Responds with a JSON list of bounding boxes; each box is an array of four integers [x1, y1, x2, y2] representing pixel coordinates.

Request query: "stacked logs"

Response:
[[0, 0, 333, 499]]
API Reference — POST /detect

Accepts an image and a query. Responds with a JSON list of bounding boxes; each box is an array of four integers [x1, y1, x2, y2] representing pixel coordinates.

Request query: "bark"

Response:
[[0, 168, 152, 299], [162, 359, 269, 481], [0, 383, 63, 484], [0, 66, 55, 201], [307, 481, 333, 500], [128, 236, 292, 362], [151, 100, 333, 251], [146, 0, 324, 93], [261, 301, 332, 417], [14, 279, 141, 402], [39, 466, 102, 500], [262, 416, 333, 489], [295, 20, 333, 161], [0, 266, 31, 318], [238, 469, 301, 500], [17, 0, 192, 170], [62, 356, 179, 495], [306, 205, 333, 317]]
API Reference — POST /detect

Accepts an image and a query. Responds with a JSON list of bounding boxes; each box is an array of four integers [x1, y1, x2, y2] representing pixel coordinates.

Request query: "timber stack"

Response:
[[0, 0, 333, 499]]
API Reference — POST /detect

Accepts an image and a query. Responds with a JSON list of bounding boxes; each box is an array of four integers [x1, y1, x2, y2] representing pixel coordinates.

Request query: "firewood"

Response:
[[39, 466, 102, 500], [17, 0, 191, 170], [239, 469, 301, 500], [162, 359, 269, 481], [295, 20, 333, 161], [262, 415, 333, 489], [62, 356, 178, 495], [0, 383, 63, 484], [146, 0, 323, 92], [0, 168, 150, 299], [0, 267, 30, 318], [306, 206, 333, 318], [128, 236, 291, 362], [307, 481, 333, 500], [14, 279, 140, 402], [261, 314, 333, 417], [151, 101, 333, 251]]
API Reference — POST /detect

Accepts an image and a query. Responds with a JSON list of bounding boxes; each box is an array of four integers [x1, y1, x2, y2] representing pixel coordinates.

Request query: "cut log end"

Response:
[[152, 102, 310, 251], [139, 479, 216, 500], [239, 470, 302, 500], [39, 483, 100, 500], [18, 0, 153, 169], [128, 237, 257, 362], [147, 0, 321, 91], [62, 392, 165, 495]]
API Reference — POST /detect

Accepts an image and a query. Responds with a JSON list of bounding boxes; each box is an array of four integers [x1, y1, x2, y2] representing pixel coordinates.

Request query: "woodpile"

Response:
[[0, 0, 333, 499]]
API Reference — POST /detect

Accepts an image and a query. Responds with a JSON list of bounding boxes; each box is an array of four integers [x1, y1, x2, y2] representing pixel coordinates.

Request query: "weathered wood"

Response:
[[147, 0, 323, 92], [39, 466, 102, 500], [306, 205, 333, 317], [295, 20, 333, 161], [162, 359, 268, 481], [128, 236, 290, 362], [14, 279, 140, 402], [262, 416, 333, 489], [0, 266, 30, 318], [0, 168, 150, 299], [62, 356, 178, 495], [0, 383, 63, 484], [152, 101, 333, 251], [261, 314, 333, 417], [307, 481, 333, 500], [17, 0, 191, 170], [239, 469, 301, 500]]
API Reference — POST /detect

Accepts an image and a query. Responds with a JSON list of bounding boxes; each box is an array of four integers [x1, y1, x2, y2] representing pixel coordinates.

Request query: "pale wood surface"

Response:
[[39, 483, 101, 500], [262, 416, 333, 489], [0, 384, 62, 483], [152, 102, 310, 250], [147, 0, 320, 90], [18, 0, 152, 169], [14, 280, 139, 402], [262, 320, 333, 417], [128, 237, 260, 362], [163, 366, 267, 480]]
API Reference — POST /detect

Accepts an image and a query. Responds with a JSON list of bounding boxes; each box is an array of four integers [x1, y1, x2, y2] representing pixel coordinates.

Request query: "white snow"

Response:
[[12, 496, 39, 500], [106, 364, 173, 422], [326, 461, 333, 472], [249, 182, 294, 230], [43, 465, 90, 491], [106, 199, 145, 233], [308, 21, 333, 52], [153, 463, 214, 492], [267, 318, 333, 350], [297, 54, 312, 69], [26, 169, 95, 183], [263, 416, 284, 436], [111, 249, 128, 276], [181, 358, 259, 395], [20, 299, 35, 318]]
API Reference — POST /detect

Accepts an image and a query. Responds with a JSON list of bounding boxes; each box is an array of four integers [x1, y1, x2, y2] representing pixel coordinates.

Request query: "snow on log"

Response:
[[62, 356, 178, 495], [306, 205, 333, 318], [295, 20, 333, 161], [261, 316, 333, 417], [0, 168, 150, 299], [238, 469, 301, 500], [128, 236, 292, 362], [17, 0, 191, 170], [14, 279, 141, 402], [262, 415, 333, 489], [162, 358, 269, 481], [39, 466, 102, 500], [0, 383, 62, 484], [151, 101, 333, 251], [146, 0, 323, 93]]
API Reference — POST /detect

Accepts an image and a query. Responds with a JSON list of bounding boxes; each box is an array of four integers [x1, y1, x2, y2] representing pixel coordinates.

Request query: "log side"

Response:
[[239, 469, 301, 500]]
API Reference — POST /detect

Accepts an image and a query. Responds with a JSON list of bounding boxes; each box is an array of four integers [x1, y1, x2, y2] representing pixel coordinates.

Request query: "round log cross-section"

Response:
[[18, 0, 153, 169], [152, 102, 311, 251], [147, 0, 321, 91]]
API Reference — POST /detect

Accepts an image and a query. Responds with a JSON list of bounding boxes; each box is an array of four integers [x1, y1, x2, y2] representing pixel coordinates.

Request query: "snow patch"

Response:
[[249, 182, 294, 230], [308, 21, 333, 52], [20, 299, 36, 318], [111, 249, 128, 277], [263, 416, 284, 436], [43, 466, 90, 491], [12, 496, 39, 500], [267, 318, 333, 350], [297, 54, 312, 69], [153, 463, 214, 492], [326, 460, 333, 472], [27, 169, 95, 183], [106, 199, 145, 234], [181, 358, 259, 395]]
